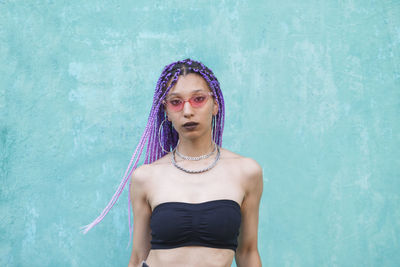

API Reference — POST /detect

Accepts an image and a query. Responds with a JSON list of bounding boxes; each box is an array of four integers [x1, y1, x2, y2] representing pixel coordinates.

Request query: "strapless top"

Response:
[[150, 199, 242, 252]]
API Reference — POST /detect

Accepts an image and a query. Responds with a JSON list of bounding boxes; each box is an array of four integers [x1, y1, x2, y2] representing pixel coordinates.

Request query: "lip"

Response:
[[182, 122, 199, 127], [182, 122, 199, 130]]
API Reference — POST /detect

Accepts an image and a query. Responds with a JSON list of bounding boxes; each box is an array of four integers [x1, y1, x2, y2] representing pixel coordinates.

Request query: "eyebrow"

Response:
[[167, 89, 207, 97]]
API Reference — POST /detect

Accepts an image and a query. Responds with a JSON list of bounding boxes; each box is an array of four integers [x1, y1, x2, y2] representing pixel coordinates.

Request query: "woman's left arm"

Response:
[[235, 158, 264, 267]]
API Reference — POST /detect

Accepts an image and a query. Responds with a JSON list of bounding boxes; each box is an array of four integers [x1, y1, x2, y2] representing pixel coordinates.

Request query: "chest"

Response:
[[147, 161, 245, 211]]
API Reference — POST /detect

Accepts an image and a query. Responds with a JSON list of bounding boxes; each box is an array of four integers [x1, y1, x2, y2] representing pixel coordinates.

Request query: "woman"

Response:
[[82, 59, 263, 267]]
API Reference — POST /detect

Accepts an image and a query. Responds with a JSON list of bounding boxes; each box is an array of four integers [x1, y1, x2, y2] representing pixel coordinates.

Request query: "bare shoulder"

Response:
[[220, 148, 263, 197], [130, 155, 170, 206], [129, 165, 152, 200], [131, 164, 151, 182], [242, 157, 263, 178], [130, 154, 170, 183], [220, 148, 262, 176]]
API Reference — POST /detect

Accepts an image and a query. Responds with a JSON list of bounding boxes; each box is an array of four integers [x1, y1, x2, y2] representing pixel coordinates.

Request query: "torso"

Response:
[[142, 148, 251, 267]]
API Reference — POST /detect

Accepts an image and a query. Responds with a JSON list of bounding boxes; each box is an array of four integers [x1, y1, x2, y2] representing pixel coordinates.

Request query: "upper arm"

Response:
[[236, 158, 263, 254], [128, 165, 152, 266]]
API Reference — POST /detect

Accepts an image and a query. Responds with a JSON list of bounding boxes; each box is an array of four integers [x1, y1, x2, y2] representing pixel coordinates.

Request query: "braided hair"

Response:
[[81, 58, 226, 245]]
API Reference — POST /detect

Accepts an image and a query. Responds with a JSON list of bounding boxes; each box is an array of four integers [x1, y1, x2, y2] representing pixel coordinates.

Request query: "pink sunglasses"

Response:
[[162, 92, 214, 112]]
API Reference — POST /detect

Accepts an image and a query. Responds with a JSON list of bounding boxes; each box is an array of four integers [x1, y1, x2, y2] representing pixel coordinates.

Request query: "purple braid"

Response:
[[81, 58, 226, 246]]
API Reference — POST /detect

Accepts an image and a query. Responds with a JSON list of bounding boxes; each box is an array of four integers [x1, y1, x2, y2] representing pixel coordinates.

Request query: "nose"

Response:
[[182, 100, 194, 118]]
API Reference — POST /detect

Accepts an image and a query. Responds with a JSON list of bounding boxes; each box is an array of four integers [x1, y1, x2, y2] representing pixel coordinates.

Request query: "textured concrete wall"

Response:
[[1, 1, 399, 266]]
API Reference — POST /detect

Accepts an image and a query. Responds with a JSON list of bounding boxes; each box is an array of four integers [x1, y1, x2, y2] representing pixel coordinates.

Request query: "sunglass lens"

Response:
[[190, 95, 208, 107], [168, 99, 183, 111]]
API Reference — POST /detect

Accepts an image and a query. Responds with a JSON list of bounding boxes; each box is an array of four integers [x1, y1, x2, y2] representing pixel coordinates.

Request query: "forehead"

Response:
[[167, 73, 210, 96]]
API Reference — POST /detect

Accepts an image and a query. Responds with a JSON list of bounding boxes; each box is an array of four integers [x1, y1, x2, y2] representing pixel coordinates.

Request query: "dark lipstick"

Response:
[[182, 122, 199, 130]]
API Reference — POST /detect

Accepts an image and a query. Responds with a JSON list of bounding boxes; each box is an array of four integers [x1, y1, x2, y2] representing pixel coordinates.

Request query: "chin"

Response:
[[179, 132, 200, 140], [179, 129, 211, 140]]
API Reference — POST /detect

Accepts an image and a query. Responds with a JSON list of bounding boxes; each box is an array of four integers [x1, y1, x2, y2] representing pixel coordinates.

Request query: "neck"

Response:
[[176, 131, 215, 157]]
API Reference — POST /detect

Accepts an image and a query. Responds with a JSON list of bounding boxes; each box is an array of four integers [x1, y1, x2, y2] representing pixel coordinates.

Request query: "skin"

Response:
[[128, 73, 263, 267]]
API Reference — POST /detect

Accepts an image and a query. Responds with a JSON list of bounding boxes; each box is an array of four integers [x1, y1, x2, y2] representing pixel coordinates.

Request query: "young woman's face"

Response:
[[164, 73, 218, 139]]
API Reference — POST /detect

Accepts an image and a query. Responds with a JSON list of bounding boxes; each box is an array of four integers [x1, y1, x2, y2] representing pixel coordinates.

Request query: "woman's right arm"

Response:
[[128, 165, 152, 267]]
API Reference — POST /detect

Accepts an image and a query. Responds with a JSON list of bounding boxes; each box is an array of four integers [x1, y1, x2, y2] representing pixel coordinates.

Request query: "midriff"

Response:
[[145, 246, 235, 267]]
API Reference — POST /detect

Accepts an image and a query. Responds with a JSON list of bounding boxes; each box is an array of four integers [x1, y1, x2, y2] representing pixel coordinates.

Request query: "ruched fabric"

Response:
[[150, 199, 241, 252]]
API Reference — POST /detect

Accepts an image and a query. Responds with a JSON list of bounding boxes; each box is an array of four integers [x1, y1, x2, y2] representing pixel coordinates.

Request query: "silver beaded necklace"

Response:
[[175, 141, 217, 161], [171, 145, 220, 174]]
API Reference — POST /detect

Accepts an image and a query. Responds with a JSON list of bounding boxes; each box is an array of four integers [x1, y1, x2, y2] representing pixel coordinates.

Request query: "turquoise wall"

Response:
[[1, 0, 399, 266]]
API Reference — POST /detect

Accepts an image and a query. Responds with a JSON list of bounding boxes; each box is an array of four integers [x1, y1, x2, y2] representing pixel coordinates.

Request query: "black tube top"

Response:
[[150, 199, 242, 252]]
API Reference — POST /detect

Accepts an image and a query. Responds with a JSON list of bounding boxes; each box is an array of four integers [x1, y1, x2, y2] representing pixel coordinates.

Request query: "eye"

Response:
[[169, 99, 182, 106], [193, 96, 206, 103]]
